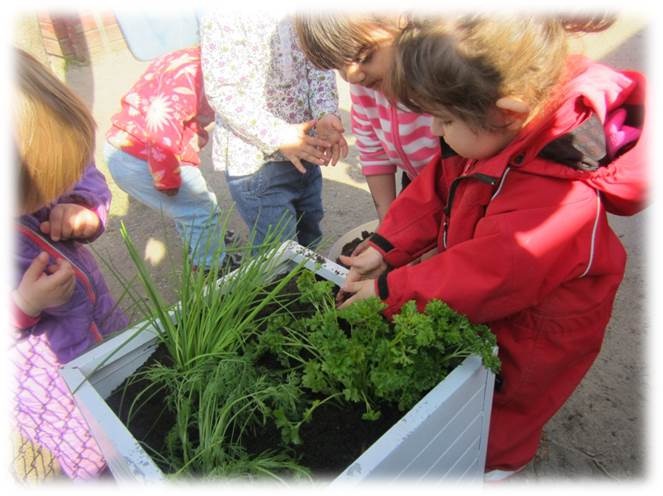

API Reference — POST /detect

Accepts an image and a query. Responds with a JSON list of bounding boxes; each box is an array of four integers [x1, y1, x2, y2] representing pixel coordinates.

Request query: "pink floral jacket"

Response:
[[106, 47, 214, 190]]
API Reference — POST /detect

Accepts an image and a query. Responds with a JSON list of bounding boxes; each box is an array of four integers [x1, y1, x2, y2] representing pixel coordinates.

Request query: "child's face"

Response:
[[338, 27, 396, 92], [430, 110, 520, 160]]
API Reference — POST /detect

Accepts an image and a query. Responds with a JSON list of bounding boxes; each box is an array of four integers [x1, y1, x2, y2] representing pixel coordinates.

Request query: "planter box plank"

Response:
[[60, 242, 495, 483], [59, 365, 165, 481], [333, 355, 493, 483]]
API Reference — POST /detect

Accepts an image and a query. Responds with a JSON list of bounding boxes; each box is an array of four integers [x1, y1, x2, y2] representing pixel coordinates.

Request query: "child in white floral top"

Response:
[[200, 11, 347, 250]]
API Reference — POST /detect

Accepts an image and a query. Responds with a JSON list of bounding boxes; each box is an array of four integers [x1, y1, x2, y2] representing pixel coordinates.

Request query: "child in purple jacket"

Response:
[[11, 48, 128, 479]]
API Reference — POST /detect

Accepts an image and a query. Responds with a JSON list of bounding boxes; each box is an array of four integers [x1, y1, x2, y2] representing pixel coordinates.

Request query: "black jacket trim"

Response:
[[377, 272, 389, 300], [370, 233, 394, 253]]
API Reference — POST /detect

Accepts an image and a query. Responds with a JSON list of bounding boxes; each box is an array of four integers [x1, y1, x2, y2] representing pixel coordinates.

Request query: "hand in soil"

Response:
[[335, 231, 374, 268], [337, 246, 386, 307]]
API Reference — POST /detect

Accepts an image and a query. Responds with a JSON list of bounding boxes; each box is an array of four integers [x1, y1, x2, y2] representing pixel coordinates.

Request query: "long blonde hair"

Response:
[[13, 47, 96, 214], [389, 14, 615, 131]]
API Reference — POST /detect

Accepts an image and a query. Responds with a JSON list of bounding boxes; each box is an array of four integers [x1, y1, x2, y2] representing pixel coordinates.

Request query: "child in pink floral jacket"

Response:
[[105, 47, 236, 270]]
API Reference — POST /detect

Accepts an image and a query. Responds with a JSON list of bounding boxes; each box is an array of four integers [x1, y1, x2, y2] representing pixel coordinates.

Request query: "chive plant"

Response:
[[110, 218, 317, 479]]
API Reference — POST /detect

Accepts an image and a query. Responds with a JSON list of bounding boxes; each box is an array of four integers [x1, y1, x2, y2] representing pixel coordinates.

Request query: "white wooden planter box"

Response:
[[60, 241, 495, 483]]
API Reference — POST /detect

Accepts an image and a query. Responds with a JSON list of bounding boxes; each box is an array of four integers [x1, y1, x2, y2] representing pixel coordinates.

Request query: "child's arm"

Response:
[[366, 174, 397, 222], [144, 52, 207, 195], [199, 14, 330, 172], [12, 252, 75, 327], [350, 87, 399, 219], [369, 159, 609, 321], [346, 174, 397, 257]]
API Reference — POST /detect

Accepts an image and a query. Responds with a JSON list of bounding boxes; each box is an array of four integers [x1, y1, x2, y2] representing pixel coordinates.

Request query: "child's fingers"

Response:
[[329, 144, 340, 166], [289, 157, 307, 174], [24, 252, 50, 281], [336, 288, 356, 306], [60, 270, 77, 297], [300, 145, 328, 166], [331, 118, 345, 133], [48, 263, 75, 288], [350, 239, 370, 257], [338, 136, 349, 159], [48, 205, 65, 241], [337, 281, 364, 309], [338, 254, 354, 267], [304, 135, 332, 150]]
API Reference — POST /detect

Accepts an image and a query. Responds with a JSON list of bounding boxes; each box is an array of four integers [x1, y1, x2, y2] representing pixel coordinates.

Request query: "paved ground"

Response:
[[13, 13, 651, 489]]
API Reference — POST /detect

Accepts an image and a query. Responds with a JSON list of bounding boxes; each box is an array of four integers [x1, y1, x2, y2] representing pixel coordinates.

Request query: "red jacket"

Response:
[[369, 59, 648, 470]]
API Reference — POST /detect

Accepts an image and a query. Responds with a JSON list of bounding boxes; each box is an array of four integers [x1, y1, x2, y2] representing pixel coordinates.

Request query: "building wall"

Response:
[[38, 12, 127, 65]]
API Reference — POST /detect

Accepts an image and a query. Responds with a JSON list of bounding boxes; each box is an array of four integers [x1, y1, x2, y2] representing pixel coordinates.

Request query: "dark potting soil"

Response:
[[336, 231, 374, 267], [106, 342, 403, 478], [105, 271, 404, 478], [105, 344, 176, 465]]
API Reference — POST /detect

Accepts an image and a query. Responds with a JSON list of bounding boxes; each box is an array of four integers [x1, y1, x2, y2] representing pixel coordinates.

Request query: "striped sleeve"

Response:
[[350, 86, 395, 175], [350, 85, 440, 178]]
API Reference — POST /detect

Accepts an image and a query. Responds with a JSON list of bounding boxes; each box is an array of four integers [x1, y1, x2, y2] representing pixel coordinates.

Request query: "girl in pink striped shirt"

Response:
[[295, 14, 441, 231]]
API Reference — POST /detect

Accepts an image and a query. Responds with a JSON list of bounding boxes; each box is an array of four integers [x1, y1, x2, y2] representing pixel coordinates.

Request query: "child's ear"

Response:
[[495, 96, 530, 130]]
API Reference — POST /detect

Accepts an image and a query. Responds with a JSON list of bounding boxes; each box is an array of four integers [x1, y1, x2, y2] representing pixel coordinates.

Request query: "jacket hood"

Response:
[[478, 57, 648, 216]]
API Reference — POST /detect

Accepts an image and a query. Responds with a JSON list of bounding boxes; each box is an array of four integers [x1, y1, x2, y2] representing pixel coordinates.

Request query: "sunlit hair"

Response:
[[13, 47, 96, 214], [388, 14, 615, 131], [294, 11, 405, 70]]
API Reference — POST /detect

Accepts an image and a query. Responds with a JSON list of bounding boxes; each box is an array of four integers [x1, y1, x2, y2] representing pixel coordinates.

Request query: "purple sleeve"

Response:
[[58, 162, 112, 242]]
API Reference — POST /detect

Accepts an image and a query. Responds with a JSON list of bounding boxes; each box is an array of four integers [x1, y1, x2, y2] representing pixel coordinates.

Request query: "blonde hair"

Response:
[[294, 12, 404, 70], [389, 14, 615, 131], [13, 47, 96, 214]]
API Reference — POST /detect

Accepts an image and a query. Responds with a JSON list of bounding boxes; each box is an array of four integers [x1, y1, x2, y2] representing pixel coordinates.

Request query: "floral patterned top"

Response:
[[106, 47, 215, 190], [200, 12, 340, 176]]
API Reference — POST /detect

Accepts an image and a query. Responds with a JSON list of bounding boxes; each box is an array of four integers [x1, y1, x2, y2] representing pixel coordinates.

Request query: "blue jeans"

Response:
[[105, 143, 225, 268], [225, 161, 323, 251]]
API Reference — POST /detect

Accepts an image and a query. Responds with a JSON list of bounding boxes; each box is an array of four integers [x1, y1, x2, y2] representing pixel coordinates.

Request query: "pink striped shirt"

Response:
[[350, 84, 440, 178]]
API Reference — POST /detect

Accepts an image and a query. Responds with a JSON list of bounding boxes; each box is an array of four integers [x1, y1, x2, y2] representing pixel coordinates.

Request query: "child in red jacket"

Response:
[[338, 15, 647, 478]]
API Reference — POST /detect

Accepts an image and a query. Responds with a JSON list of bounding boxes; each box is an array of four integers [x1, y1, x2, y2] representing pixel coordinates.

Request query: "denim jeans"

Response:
[[225, 161, 323, 251], [104, 143, 225, 268]]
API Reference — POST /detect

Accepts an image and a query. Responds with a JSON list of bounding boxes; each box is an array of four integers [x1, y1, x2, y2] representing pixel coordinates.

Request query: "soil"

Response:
[[107, 345, 402, 478], [105, 344, 175, 464], [105, 272, 405, 479], [336, 231, 373, 267]]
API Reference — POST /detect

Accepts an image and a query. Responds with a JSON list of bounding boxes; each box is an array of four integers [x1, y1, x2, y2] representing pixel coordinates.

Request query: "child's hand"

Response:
[[337, 279, 377, 308], [40, 203, 101, 242], [279, 120, 332, 173], [350, 235, 376, 257], [315, 114, 348, 166], [337, 246, 387, 305], [13, 252, 76, 316]]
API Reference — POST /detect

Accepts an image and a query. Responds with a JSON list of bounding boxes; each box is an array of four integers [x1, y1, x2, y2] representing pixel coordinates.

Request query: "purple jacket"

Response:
[[15, 163, 129, 363]]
